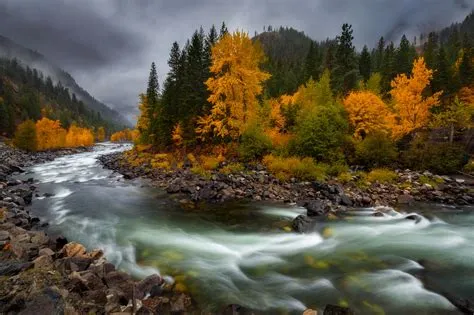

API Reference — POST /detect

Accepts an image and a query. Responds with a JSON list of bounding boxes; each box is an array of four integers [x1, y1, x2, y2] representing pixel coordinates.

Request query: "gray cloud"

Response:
[[0, 0, 472, 123]]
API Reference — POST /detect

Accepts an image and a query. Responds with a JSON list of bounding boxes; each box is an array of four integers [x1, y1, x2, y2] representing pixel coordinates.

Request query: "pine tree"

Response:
[[219, 22, 228, 39], [396, 35, 415, 75], [359, 45, 371, 82], [381, 42, 396, 94], [423, 32, 439, 70], [374, 36, 385, 73], [459, 35, 473, 86], [146, 62, 161, 146], [332, 23, 358, 95], [432, 45, 455, 98]]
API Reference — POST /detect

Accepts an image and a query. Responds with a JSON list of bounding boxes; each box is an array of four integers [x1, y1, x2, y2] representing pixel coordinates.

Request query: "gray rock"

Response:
[[0, 261, 33, 276], [323, 304, 355, 315], [33, 254, 53, 269], [136, 274, 163, 299], [305, 200, 331, 216]]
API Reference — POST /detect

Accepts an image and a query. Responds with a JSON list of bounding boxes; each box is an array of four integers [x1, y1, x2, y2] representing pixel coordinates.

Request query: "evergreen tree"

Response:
[[374, 36, 385, 73], [423, 32, 439, 70], [381, 42, 396, 94], [304, 41, 320, 81], [219, 22, 228, 39], [332, 23, 358, 95], [459, 35, 473, 86], [396, 35, 415, 75], [359, 45, 371, 82], [146, 62, 161, 145], [432, 45, 455, 99]]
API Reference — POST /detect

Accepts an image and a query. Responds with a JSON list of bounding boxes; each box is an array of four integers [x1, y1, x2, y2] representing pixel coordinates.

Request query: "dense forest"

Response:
[[0, 58, 118, 137], [131, 11, 474, 176]]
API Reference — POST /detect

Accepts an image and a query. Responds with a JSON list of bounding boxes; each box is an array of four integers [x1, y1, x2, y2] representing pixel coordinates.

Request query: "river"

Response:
[[17, 143, 474, 314]]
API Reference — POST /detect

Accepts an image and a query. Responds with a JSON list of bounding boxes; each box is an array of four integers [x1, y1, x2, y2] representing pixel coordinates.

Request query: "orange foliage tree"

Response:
[[96, 127, 106, 142], [196, 31, 271, 141], [65, 125, 94, 147], [110, 129, 137, 142], [343, 90, 391, 138], [36, 117, 67, 151], [389, 57, 441, 139]]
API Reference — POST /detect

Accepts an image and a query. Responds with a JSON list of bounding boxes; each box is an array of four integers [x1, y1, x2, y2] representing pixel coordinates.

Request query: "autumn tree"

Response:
[[343, 90, 391, 139], [36, 117, 66, 151], [389, 57, 441, 138], [196, 31, 271, 141], [96, 127, 106, 142], [65, 125, 94, 147], [13, 120, 37, 152]]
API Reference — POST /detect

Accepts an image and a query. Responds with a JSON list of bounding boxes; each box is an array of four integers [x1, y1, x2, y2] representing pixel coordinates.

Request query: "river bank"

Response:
[[0, 143, 199, 314], [99, 150, 474, 220]]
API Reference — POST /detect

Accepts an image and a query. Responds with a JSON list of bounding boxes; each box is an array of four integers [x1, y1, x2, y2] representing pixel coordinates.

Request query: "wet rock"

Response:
[[55, 236, 68, 250], [443, 294, 474, 314], [136, 274, 163, 299], [222, 304, 254, 314], [339, 194, 353, 206], [29, 231, 49, 245], [405, 214, 422, 223], [170, 293, 192, 313], [11, 242, 39, 260], [303, 309, 318, 315], [323, 304, 354, 315], [292, 215, 316, 233], [0, 261, 33, 276], [104, 270, 135, 300], [305, 200, 331, 217]]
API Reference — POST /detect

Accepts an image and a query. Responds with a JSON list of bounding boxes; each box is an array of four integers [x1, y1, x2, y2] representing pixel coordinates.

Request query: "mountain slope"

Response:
[[0, 35, 130, 127]]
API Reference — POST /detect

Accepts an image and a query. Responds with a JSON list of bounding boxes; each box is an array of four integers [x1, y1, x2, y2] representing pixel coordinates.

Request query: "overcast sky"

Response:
[[0, 0, 473, 123]]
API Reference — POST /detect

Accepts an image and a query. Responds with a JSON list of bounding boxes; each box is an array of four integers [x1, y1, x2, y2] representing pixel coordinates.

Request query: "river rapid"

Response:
[[17, 143, 474, 314]]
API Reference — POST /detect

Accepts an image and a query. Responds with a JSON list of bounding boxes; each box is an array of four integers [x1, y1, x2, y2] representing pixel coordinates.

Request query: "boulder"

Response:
[[33, 254, 53, 269], [170, 293, 191, 313], [136, 274, 163, 299], [62, 242, 86, 257], [292, 215, 316, 233], [305, 200, 331, 217], [397, 194, 414, 205], [39, 248, 55, 257], [18, 287, 65, 315]]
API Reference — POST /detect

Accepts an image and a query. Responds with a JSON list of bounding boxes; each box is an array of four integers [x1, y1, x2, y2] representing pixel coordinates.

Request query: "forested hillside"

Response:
[[0, 35, 130, 129], [128, 10, 474, 176], [0, 58, 118, 137]]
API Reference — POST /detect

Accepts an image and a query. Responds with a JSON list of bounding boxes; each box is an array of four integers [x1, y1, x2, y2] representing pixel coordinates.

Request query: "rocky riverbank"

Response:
[[100, 151, 474, 207], [0, 143, 198, 314]]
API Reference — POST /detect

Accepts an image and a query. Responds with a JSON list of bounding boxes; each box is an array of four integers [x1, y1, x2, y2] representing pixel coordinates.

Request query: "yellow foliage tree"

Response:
[[343, 90, 391, 138], [65, 125, 94, 147], [196, 31, 271, 140], [172, 123, 183, 147], [389, 57, 441, 139], [96, 127, 106, 142], [136, 94, 150, 142], [459, 85, 474, 105], [36, 117, 66, 151], [110, 129, 137, 142]]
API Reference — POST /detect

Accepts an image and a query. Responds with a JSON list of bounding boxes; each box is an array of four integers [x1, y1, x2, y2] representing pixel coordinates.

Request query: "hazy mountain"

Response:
[[0, 35, 131, 127]]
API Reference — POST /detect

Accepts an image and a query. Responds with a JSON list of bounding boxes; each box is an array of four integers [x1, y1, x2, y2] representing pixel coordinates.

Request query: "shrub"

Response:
[[464, 159, 474, 174], [403, 137, 468, 174], [419, 175, 444, 188], [355, 132, 398, 168], [238, 124, 273, 161], [201, 155, 225, 170], [327, 163, 350, 177], [337, 172, 353, 184], [191, 165, 212, 179], [13, 120, 37, 152], [262, 154, 327, 182], [292, 105, 347, 163], [367, 168, 398, 183], [220, 163, 245, 175]]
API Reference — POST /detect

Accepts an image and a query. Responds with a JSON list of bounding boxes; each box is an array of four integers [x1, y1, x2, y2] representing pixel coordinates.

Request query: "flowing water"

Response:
[[18, 143, 474, 314]]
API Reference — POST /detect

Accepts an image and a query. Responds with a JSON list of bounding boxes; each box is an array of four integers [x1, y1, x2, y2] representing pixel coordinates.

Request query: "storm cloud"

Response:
[[0, 0, 472, 123]]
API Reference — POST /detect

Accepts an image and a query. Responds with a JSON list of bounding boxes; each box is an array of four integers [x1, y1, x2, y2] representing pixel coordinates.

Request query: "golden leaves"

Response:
[[389, 57, 441, 139], [197, 31, 271, 141]]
